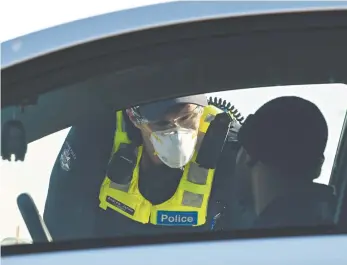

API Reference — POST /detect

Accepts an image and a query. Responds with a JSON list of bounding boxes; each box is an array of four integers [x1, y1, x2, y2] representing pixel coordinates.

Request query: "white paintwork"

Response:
[[1, 1, 347, 68], [2, 234, 347, 265]]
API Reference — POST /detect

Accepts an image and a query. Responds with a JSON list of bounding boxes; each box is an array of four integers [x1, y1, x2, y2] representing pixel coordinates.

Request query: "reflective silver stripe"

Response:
[[183, 163, 209, 207], [182, 191, 203, 208], [109, 181, 130, 192], [118, 143, 128, 150], [204, 114, 215, 123], [187, 162, 208, 185]]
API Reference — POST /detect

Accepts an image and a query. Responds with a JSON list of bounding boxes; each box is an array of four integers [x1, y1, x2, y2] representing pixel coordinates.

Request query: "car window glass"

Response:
[[1, 83, 346, 245]]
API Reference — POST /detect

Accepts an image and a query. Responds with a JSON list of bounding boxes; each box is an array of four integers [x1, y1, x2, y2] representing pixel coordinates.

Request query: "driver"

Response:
[[232, 96, 336, 228], [44, 95, 241, 240]]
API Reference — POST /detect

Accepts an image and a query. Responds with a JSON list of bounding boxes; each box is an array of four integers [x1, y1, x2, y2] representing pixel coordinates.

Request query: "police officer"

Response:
[[44, 95, 240, 240], [232, 96, 336, 229]]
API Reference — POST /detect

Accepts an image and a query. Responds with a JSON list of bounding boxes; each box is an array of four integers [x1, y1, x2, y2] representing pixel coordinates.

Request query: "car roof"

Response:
[[2, 1, 347, 68]]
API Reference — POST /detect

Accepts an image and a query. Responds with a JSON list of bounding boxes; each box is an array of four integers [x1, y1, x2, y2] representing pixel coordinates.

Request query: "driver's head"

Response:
[[235, 96, 328, 185], [127, 94, 207, 168]]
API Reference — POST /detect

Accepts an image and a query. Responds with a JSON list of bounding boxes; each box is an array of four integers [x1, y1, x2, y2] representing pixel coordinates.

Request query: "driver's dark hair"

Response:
[[238, 96, 328, 181]]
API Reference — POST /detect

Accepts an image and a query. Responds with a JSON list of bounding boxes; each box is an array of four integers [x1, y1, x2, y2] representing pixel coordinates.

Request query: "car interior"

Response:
[[1, 8, 347, 263]]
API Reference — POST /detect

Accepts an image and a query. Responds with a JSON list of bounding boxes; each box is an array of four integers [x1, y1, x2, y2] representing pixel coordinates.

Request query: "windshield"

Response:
[[1, 83, 346, 244]]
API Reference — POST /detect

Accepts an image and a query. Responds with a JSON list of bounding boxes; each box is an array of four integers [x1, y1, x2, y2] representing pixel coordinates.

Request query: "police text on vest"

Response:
[[157, 211, 198, 226]]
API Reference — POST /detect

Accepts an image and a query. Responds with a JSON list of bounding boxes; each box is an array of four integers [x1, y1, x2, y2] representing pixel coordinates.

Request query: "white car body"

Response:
[[1, 1, 347, 264]]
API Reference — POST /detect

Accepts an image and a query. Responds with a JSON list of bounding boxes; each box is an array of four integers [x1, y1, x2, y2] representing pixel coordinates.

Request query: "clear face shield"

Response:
[[128, 106, 203, 168]]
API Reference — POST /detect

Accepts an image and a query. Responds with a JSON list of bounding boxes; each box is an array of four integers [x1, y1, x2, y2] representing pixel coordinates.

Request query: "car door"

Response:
[[1, 2, 347, 265]]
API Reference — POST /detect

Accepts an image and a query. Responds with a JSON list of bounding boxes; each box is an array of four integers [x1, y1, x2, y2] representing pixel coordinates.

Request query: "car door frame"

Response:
[[2, 7, 347, 263]]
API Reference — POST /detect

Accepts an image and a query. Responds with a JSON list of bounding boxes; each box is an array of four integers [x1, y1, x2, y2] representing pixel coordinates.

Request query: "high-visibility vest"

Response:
[[99, 105, 222, 226]]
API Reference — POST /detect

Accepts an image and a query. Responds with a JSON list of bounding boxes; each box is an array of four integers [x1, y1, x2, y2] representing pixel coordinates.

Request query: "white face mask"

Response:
[[150, 128, 198, 168]]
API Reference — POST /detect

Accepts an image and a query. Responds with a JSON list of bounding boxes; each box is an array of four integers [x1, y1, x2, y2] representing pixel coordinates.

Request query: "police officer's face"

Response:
[[137, 104, 203, 164], [147, 104, 202, 132], [139, 104, 202, 136]]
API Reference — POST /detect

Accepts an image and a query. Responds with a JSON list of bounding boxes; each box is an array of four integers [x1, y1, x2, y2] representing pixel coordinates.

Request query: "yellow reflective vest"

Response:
[[99, 105, 222, 226]]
